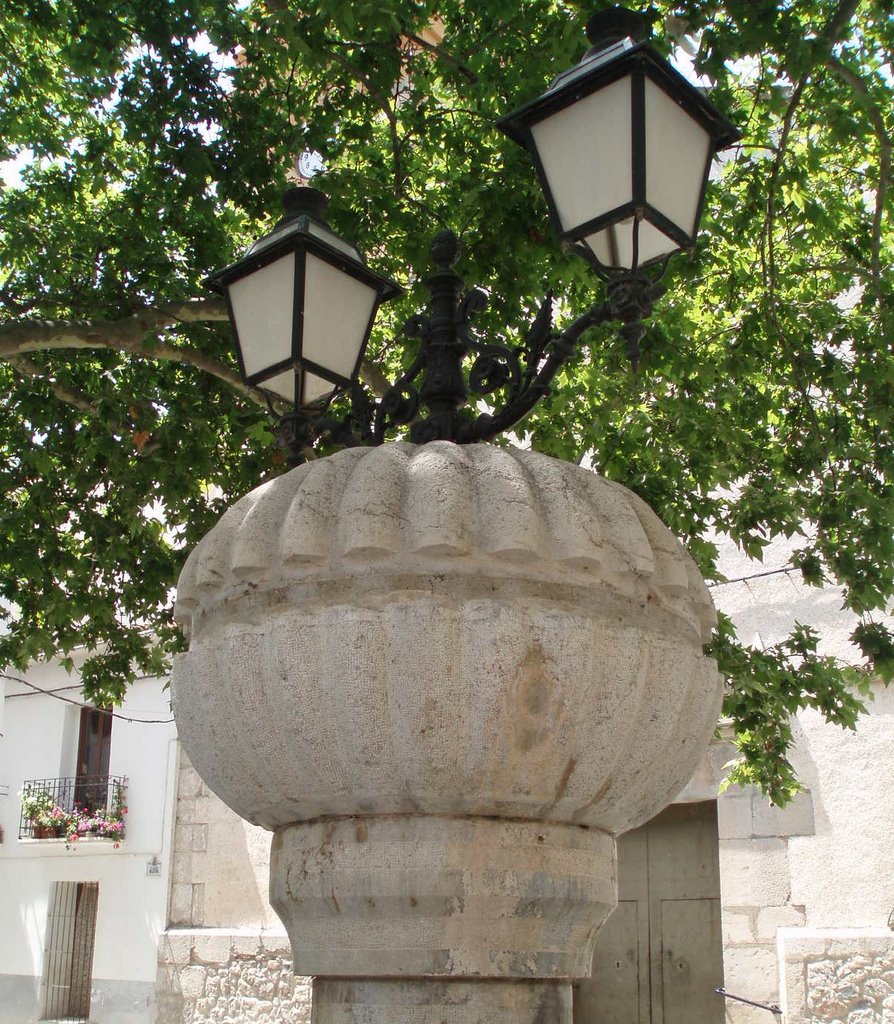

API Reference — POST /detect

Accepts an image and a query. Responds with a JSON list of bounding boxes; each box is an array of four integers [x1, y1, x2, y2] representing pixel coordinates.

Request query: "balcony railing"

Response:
[[19, 775, 128, 842]]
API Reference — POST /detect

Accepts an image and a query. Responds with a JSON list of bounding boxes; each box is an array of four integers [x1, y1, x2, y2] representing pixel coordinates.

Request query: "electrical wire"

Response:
[[1, 672, 174, 724], [706, 565, 797, 589]]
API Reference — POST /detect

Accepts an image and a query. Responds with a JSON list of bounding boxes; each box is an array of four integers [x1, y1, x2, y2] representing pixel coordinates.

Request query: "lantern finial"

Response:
[[585, 7, 650, 50], [279, 186, 329, 224]]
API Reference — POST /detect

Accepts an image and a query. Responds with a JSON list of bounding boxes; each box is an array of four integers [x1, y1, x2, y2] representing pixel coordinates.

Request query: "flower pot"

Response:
[[32, 823, 62, 839]]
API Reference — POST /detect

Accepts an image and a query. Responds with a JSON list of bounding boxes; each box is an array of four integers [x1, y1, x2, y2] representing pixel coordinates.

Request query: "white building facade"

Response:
[[0, 656, 178, 1024]]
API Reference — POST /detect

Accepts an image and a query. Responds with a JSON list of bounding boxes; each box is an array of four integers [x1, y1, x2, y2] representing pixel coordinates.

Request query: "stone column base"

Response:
[[312, 978, 572, 1024], [271, 815, 616, 979]]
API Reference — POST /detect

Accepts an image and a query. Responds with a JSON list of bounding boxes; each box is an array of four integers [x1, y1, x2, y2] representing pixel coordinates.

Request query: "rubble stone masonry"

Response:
[[156, 929, 310, 1024]]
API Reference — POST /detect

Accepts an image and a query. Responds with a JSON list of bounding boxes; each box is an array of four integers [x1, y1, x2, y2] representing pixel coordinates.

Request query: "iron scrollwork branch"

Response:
[[272, 230, 667, 465]]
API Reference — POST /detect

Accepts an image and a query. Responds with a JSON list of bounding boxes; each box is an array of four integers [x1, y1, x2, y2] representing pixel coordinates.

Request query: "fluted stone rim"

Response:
[[174, 442, 715, 641]]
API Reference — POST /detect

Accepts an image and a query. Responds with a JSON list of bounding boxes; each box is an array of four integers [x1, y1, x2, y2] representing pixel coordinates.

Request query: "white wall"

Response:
[[788, 685, 894, 930], [711, 534, 894, 1023], [0, 657, 178, 1023], [712, 531, 867, 661]]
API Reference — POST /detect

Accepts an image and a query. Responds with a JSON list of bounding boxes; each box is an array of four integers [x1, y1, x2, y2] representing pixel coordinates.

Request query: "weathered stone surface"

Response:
[[721, 944, 780, 1024], [170, 442, 721, 1021], [172, 443, 720, 837], [752, 790, 816, 838], [157, 933, 311, 1024], [718, 791, 755, 840], [160, 931, 193, 967], [312, 978, 572, 1024], [780, 929, 894, 1023], [192, 933, 232, 966], [271, 816, 615, 980], [755, 905, 806, 942], [723, 910, 756, 945], [720, 838, 791, 907], [177, 966, 206, 1000], [170, 884, 194, 927]]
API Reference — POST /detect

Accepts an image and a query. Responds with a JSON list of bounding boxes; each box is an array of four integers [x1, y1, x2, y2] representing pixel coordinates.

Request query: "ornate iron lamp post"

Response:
[[207, 8, 738, 464]]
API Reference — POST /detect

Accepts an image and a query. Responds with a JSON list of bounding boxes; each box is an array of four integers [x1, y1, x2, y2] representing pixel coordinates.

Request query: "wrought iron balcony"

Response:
[[19, 775, 128, 842]]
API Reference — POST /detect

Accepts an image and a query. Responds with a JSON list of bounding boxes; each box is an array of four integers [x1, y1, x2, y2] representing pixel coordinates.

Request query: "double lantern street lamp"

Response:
[[205, 7, 740, 463]]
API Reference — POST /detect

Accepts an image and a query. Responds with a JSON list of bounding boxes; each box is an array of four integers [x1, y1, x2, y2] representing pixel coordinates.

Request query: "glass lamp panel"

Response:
[[228, 252, 296, 378], [262, 369, 295, 403], [302, 253, 379, 380], [529, 76, 632, 235], [582, 227, 615, 268], [255, 368, 333, 406], [300, 370, 336, 405], [583, 217, 679, 271], [644, 78, 712, 236]]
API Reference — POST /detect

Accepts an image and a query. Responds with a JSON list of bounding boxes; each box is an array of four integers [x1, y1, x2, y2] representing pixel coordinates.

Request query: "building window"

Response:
[[40, 881, 100, 1021], [74, 707, 112, 810]]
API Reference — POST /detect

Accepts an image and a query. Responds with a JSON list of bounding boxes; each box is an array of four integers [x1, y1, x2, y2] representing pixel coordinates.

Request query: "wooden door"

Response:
[[573, 801, 724, 1024], [40, 881, 100, 1021]]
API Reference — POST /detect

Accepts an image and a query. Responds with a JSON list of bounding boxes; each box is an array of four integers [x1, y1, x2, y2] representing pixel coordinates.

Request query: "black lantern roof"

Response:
[[499, 20, 740, 160], [204, 188, 401, 304]]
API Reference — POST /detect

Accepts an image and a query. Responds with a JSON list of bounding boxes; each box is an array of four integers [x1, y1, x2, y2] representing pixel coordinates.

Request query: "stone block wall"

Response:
[[169, 752, 278, 930], [158, 747, 312, 1024], [779, 929, 894, 1024], [156, 929, 311, 1024], [717, 768, 816, 1024], [169, 752, 210, 927]]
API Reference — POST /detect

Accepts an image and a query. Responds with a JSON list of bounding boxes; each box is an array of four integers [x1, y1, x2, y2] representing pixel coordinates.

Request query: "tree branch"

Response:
[[761, 0, 865, 305], [817, 0, 862, 47], [399, 28, 478, 83], [358, 358, 390, 398], [323, 44, 404, 197], [0, 297, 391, 405], [0, 298, 229, 355], [0, 299, 272, 406], [8, 355, 103, 417], [762, 76, 807, 302]]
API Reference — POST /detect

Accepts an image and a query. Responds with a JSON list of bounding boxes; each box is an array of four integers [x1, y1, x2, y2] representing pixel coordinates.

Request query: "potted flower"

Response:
[[38, 804, 77, 839], [67, 805, 127, 845], [20, 789, 58, 838]]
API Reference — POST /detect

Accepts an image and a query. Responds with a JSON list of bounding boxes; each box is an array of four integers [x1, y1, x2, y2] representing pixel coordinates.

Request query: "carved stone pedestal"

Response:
[[272, 815, 614, 1014], [171, 442, 721, 1024]]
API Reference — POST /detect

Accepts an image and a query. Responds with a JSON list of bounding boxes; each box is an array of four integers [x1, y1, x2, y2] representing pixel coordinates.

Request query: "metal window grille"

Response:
[[19, 776, 127, 840], [40, 881, 99, 1021]]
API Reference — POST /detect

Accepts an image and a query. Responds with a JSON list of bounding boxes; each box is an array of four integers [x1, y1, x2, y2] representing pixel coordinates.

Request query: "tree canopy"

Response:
[[1, 0, 892, 802]]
